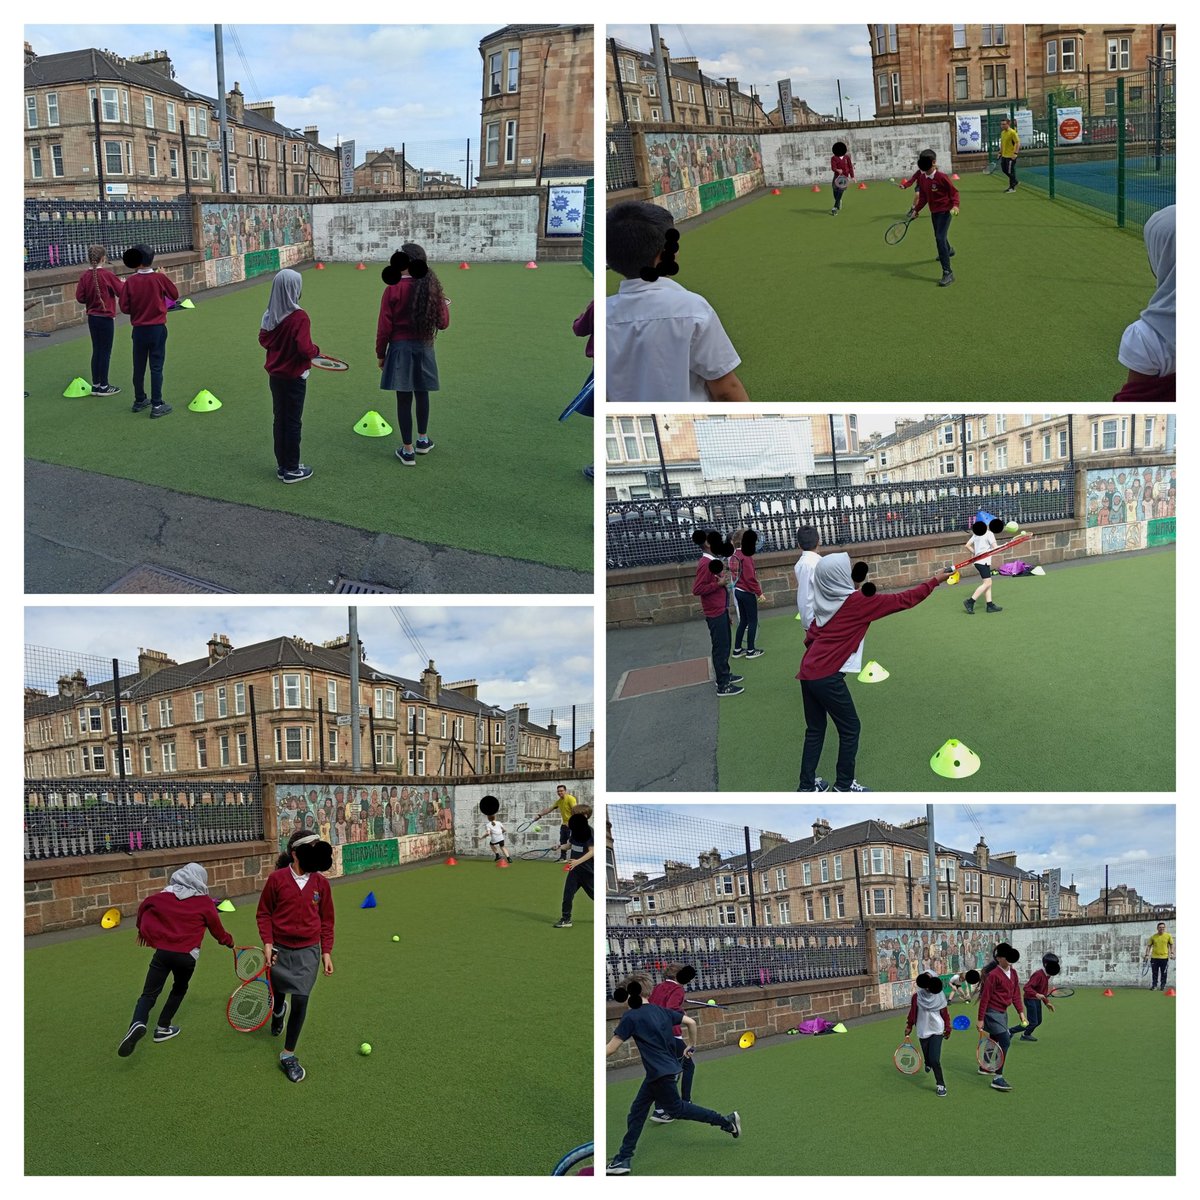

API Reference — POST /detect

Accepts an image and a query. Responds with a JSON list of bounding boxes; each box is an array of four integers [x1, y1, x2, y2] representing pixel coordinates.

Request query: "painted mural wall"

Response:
[[200, 201, 312, 288], [312, 196, 540, 263], [761, 121, 955, 186], [451, 779, 595, 858], [873, 926, 1011, 1010], [641, 129, 764, 222], [1085, 462, 1176, 555]]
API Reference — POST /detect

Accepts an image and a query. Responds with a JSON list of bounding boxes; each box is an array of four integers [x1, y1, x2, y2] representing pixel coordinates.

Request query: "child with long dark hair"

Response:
[[117, 862, 234, 1056], [257, 829, 335, 1083], [75, 244, 124, 395], [376, 243, 450, 466], [259, 268, 321, 484]]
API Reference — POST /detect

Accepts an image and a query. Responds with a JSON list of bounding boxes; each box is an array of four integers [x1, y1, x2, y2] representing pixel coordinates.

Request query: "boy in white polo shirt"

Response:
[[606, 201, 748, 403]]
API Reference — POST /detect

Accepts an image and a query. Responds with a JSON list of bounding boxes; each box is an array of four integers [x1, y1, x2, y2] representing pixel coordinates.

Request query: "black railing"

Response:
[[606, 923, 867, 994], [24, 198, 194, 273], [606, 469, 1075, 569], [24, 779, 263, 859], [606, 123, 639, 192]]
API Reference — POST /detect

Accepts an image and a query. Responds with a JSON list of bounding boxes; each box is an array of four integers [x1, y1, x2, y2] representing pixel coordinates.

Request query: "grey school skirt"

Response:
[[271, 942, 320, 997], [380, 338, 440, 392]]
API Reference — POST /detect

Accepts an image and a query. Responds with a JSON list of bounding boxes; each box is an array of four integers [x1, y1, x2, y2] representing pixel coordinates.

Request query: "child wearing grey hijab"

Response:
[[118, 863, 234, 1057], [1114, 205, 1175, 401]]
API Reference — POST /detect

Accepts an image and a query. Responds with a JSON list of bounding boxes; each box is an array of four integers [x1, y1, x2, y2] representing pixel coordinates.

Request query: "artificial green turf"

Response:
[[605, 178, 1154, 401], [606, 987, 1175, 1175], [24, 859, 592, 1175], [717, 550, 1175, 791], [25, 264, 594, 572]]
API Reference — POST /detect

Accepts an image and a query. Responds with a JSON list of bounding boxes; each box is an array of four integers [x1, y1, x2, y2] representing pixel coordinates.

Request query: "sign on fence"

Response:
[[340, 140, 356, 197], [1046, 867, 1061, 919], [1016, 109, 1035, 143], [546, 185, 585, 237], [505, 707, 521, 774], [341, 837, 401, 875], [956, 114, 983, 153], [777, 79, 794, 127], [1056, 107, 1084, 145], [244, 248, 280, 279]]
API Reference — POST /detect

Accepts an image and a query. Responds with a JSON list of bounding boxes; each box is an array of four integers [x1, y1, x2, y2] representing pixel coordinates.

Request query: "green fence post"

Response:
[[1116, 78, 1126, 229], [1048, 97, 1056, 199]]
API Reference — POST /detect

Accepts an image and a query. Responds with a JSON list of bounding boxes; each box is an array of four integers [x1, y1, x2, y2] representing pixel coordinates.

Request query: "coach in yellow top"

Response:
[[999, 117, 1020, 193], [1144, 921, 1175, 991], [538, 784, 582, 861]]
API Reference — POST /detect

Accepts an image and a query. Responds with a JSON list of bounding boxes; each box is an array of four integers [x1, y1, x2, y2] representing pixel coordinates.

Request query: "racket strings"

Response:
[[229, 978, 271, 1030], [235, 947, 266, 980]]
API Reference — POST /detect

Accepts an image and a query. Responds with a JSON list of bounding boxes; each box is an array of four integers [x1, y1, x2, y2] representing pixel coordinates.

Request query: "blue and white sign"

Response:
[[956, 115, 983, 153], [1016, 109, 1035, 143], [546, 184, 585, 237], [340, 140, 356, 196]]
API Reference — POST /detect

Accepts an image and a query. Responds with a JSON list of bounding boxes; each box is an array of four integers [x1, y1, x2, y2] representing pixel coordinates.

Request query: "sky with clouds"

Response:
[[609, 803, 1176, 905], [24, 23, 502, 172], [24, 605, 593, 725], [608, 23, 877, 120]]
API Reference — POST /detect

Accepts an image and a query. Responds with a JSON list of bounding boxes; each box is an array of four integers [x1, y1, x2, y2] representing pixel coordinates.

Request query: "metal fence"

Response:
[[523, 702, 596, 768], [1046, 854, 1176, 918], [606, 123, 639, 192], [24, 198, 194, 272], [606, 924, 868, 994], [24, 779, 264, 860], [606, 469, 1074, 569]]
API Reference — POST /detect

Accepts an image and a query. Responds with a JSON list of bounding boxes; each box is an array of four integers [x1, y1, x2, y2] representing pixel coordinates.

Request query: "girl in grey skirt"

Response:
[[375, 243, 451, 466], [256, 829, 336, 1083]]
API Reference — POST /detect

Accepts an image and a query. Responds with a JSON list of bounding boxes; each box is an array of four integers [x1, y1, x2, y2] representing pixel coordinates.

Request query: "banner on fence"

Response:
[[1056, 107, 1084, 145], [505, 707, 521, 774], [1046, 867, 1061, 919], [546, 185, 585, 236], [956, 114, 983, 153], [244, 248, 280, 279], [1016, 109, 1035, 143], [341, 837, 401, 875]]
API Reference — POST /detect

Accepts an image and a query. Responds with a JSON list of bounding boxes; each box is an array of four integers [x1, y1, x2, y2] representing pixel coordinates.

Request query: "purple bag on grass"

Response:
[[796, 1018, 835, 1035], [997, 560, 1031, 576]]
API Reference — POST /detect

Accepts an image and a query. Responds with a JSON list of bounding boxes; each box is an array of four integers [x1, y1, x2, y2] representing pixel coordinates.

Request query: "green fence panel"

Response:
[[244, 247, 280, 279], [699, 177, 736, 212], [341, 838, 401, 875], [582, 178, 594, 274]]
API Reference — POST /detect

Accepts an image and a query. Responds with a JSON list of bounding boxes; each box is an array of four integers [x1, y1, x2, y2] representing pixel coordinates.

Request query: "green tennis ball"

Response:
[[706, 999, 717, 1006], [360, 1043, 372, 1055], [391, 935, 400, 942]]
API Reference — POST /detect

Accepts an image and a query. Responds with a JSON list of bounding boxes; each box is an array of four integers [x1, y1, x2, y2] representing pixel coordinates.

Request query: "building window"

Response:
[[283, 673, 301, 707], [29, 146, 43, 178], [504, 119, 517, 164], [99, 87, 119, 121], [802, 862, 812, 885], [235, 682, 246, 715], [874, 24, 887, 54], [143, 95, 155, 127], [833, 854, 843, 881], [105, 141, 123, 174], [327, 728, 338, 763], [1108, 38, 1131, 71], [196, 737, 208, 768], [877, 73, 890, 106], [190, 150, 209, 181], [146, 144, 157, 176], [161, 742, 177, 772], [996, 444, 1008, 469], [805, 897, 814, 921], [952, 25, 967, 50], [1163, 34, 1174, 60], [489, 51, 502, 95], [837, 892, 846, 917], [955, 65, 969, 100], [507, 48, 519, 91], [216, 686, 228, 717], [981, 25, 1005, 47], [775, 867, 788, 888], [1046, 40, 1058, 74], [822, 894, 831, 919], [820, 858, 829, 883], [219, 734, 230, 767], [139, 704, 150, 731], [193, 691, 205, 722], [169, 148, 179, 178], [158, 698, 173, 727], [1061, 38, 1077, 72], [891, 72, 902, 104], [237, 732, 248, 765], [628, 96, 641, 121], [275, 727, 304, 762], [983, 64, 1007, 98], [485, 122, 499, 167], [1043, 432, 1052, 460], [142, 745, 153, 773]]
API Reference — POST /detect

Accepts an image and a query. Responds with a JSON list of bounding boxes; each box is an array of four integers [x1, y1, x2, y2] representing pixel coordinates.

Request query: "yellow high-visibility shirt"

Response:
[[553, 793, 578, 823], [1148, 932, 1174, 959], [1000, 128, 1020, 159]]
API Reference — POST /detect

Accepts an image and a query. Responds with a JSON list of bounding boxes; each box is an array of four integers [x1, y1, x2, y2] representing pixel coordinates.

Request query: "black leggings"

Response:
[[919, 1034, 946, 1086], [88, 314, 114, 385], [131, 948, 196, 1028], [272, 987, 310, 1052], [395, 391, 430, 444]]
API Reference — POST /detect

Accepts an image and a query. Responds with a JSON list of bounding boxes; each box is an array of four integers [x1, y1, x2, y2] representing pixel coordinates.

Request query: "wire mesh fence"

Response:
[[522, 702, 596, 770], [1043, 854, 1176, 918], [24, 779, 264, 860], [352, 138, 473, 194], [24, 198, 194, 272], [606, 123, 639, 192]]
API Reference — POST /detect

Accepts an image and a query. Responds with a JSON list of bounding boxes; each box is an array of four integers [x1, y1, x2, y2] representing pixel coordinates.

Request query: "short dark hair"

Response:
[[917, 150, 936, 172], [797, 526, 820, 551], [832, 140, 847, 156], [607, 201, 673, 279]]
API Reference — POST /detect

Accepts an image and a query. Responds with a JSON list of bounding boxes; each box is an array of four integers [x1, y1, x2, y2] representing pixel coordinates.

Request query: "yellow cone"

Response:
[[794, 612, 804, 621], [178, 298, 196, 309], [857, 661, 889, 684], [188, 389, 222, 412], [100, 907, 121, 929], [947, 571, 961, 586], [354, 410, 393, 437], [930, 738, 981, 779], [738, 1031, 756, 1049], [63, 377, 92, 398], [832, 1022, 848, 1033]]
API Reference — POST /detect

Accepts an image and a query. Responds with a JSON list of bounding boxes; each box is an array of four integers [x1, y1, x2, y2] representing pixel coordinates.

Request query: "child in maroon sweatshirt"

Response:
[[692, 530, 742, 696], [796, 553, 950, 791], [1010, 951, 1058, 1043], [259, 268, 321, 484], [905, 972, 951, 1096], [731, 529, 764, 659], [75, 244, 124, 395], [118, 243, 177, 416], [977, 943, 1024, 1091], [907, 149, 960, 286], [118, 862, 234, 1057]]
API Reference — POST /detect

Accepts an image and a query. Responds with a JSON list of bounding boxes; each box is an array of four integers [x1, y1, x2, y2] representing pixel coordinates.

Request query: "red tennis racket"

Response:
[[948, 533, 1032, 573], [893, 1039, 922, 1075], [227, 945, 273, 1033], [311, 355, 349, 371]]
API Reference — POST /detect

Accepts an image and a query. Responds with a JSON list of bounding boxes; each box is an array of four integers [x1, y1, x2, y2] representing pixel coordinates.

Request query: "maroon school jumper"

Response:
[[256, 867, 335, 953], [909, 170, 960, 215], [648, 979, 686, 1036], [978, 964, 1025, 1021], [730, 549, 763, 597], [75, 267, 123, 317], [573, 301, 594, 359], [692, 555, 729, 617], [375, 277, 450, 358], [798, 578, 938, 680], [135, 891, 233, 953], [259, 310, 320, 377], [119, 270, 178, 325], [830, 153, 855, 181], [1023, 968, 1051, 1001]]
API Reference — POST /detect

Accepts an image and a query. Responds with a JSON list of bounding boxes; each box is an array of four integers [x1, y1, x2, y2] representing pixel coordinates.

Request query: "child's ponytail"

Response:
[[400, 242, 446, 341], [86, 243, 106, 305]]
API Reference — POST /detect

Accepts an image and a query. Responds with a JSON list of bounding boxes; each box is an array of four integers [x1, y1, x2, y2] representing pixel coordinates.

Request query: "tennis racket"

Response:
[[227, 944, 273, 1032], [833, 173, 850, 190], [976, 1033, 1004, 1072], [519, 844, 559, 860], [232, 945, 267, 980], [311, 354, 349, 371], [686, 998, 730, 1009], [984, 159, 1001, 175], [551, 1142, 593, 1176], [1048, 986, 1075, 998], [884, 214, 914, 245], [1141, 959, 1151, 977], [515, 815, 544, 833], [893, 1039, 922, 1075], [947, 533, 1032, 573]]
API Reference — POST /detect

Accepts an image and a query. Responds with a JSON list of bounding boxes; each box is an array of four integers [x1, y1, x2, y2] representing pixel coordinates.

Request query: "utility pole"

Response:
[[349, 607, 362, 773], [926, 804, 938, 919], [650, 25, 673, 122], [214, 25, 231, 192]]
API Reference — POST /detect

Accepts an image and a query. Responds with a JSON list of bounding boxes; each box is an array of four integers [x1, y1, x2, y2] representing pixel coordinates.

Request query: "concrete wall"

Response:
[[312, 193, 542, 262], [1010, 915, 1173, 990], [760, 120, 955, 185], [451, 777, 594, 856]]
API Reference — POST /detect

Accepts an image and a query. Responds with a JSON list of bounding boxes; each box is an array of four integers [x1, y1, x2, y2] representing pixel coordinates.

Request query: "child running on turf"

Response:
[[1011, 953, 1058, 1042], [75, 244, 124, 395], [118, 243, 177, 417], [606, 201, 748, 402], [693, 530, 743, 697], [906, 149, 960, 286], [259, 268, 321, 484], [554, 811, 594, 928], [797, 554, 952, 791], [606, 978, 739, 1175], [948, 968, 981, 1003], [257, 829, 336, 1084], [118, 862, 234, 1056], [794, 526, 822, 625], [484, 815, 512, 864], [977, 942, 1024, 1092], [731, 529, 764, 659], [962, 520, 1003, 615], [572, 300, 594, 479], [905, 972, 951, 1097], [829, 140, 855, 216], [376, 243, 450, 466], [649, 964, 700, 1123]]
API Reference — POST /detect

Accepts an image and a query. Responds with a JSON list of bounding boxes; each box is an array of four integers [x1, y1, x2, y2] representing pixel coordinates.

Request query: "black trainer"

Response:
[[554, 918, 573, 928], [153, 1025, 180, 1042], [271, 1001, 288, 1037], [131, 399, 151, 413], [938, 271, 955, 287], [606, 1158, 632, 1175], [716, 683, 745, 697], [963, 598, 976, 615], [279, 1054, 306, 1083], [92, 384, 121, 395], [414, 437, 435, 454], [280, 466, 314, 484], [727, 1111, 741, 1138], [150, 402, 173, 418], [986, 602, 1003, 613], [118, 1021, 147, 1057]]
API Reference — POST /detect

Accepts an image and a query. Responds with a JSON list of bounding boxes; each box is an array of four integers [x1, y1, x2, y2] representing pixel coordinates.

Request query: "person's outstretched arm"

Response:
[[705, 371, 748, 402]]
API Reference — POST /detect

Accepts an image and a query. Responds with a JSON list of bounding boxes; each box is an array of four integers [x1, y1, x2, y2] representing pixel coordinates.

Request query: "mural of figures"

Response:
[[1085, 463, 1176, 554], [873, 927, 1011, 997], [201, 201, 312, 264], [275, 780, 449, 853], [643, 130, 764, 205]]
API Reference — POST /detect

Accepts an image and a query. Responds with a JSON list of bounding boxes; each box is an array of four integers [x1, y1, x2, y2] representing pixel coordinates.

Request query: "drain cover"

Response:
[[332, 577, 399, 594]]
